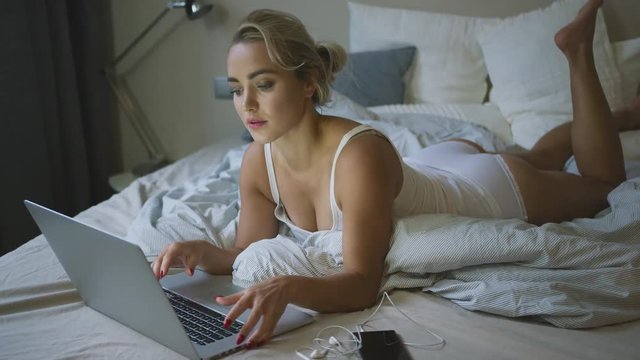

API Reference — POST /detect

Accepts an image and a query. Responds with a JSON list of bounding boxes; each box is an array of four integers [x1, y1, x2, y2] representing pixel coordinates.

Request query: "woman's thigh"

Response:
[[500, 154, 613, 224]]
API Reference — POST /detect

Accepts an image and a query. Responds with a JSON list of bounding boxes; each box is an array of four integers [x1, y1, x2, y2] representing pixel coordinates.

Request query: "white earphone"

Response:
[[296, 325, 362, 359], [310, 348, 329, 359], [328, 336, 342, 349], [295, 348, 328, 360]]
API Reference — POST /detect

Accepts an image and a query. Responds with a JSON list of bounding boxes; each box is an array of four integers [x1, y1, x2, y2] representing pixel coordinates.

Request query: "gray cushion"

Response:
[[333, 46, 416, 107]]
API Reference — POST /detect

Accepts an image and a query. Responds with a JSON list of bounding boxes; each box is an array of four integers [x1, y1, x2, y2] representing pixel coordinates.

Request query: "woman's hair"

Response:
[[231, 9, 346, 106]]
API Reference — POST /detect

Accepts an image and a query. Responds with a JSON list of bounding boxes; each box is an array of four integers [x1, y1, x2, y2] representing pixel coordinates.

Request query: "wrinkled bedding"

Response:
[[125, 114, 640, 329], [3, 112, 640, 360]]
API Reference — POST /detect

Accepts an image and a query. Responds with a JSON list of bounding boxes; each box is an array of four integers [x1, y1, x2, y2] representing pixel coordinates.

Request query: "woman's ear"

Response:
[[303, 69, 319, 98]]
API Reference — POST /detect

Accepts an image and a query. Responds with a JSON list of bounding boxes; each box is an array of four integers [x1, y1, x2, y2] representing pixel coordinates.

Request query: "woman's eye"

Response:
[[230, 88, 242, 95], [257, 82, 274, 90]]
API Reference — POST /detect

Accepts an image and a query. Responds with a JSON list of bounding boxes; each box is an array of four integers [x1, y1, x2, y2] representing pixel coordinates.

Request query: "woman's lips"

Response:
[[247, 118, 267, 129]]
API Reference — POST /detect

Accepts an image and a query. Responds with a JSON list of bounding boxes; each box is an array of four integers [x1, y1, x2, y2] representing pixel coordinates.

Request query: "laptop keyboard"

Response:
[[164, 290, 242, 346]]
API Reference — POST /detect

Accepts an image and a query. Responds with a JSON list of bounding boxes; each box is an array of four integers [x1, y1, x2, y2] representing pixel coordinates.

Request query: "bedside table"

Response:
[[108, 171, 137, 192]]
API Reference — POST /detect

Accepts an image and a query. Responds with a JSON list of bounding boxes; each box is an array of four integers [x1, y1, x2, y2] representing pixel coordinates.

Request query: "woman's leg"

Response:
[[509, 98, 640, 171], [500, 0, 627, 224], [509, 123, 574, 171], [554, 0, 625, 185], [613, 96, 640, 132], [509, 0, 627, 176]]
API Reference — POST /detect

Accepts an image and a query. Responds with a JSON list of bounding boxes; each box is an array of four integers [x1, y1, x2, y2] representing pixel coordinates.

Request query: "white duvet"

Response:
[[126, 113, 640, 329]]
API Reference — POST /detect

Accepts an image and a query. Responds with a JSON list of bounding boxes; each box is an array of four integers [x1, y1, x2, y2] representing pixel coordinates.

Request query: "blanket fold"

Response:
[[125, 114, 640, 328]]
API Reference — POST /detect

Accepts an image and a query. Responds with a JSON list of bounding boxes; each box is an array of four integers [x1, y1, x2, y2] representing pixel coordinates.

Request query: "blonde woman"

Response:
[[153, 0, 639, 348]]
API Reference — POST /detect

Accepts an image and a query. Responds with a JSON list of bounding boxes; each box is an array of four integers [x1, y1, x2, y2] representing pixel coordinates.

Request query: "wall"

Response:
[[109, 0, 348, 171], [110, 0, 639, 172]]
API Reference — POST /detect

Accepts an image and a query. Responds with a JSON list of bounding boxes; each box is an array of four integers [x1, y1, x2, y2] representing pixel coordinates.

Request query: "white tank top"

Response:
[[264, 124, 501, 239]]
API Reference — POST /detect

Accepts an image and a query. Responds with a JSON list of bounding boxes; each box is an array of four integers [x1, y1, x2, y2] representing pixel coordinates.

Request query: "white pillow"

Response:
[[612, 37, 640, 103], [348, 2, 498, 104], [476, 0, 624, 149], [368, 102, 513, 145]]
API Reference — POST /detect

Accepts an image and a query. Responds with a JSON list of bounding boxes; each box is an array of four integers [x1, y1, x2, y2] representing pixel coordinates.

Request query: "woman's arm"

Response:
[[153, 142, 279, 277], [234, 142, 281, 250], [219, 135, 402, 344]]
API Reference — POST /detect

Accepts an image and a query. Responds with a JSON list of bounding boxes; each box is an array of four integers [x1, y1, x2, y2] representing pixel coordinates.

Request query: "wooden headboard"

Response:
[[350, 0, 639, 41]]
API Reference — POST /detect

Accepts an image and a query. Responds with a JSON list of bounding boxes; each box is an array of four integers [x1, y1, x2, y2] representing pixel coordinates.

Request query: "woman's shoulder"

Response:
[[239, 141, 275, 199], [328, 119, 398, 170], [338, 129, 396, 162], [242, 140, 265, 161], [332, 123, 403, 202], [240, 141, 268, 178], [321, 115, 370, 141], [321, 116, 388, 151]]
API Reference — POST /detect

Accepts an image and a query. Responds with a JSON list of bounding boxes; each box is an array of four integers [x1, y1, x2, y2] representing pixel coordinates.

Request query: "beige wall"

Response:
[[110, 0, 639, 171], [110, 0, 348, 170]]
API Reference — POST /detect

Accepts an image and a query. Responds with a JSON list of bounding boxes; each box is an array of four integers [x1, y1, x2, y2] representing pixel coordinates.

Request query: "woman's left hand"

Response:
[[215, 276, 290, 348]]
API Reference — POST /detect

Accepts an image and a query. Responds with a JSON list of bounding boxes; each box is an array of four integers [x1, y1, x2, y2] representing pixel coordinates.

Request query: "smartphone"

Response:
[[354, 330, 413, 360]]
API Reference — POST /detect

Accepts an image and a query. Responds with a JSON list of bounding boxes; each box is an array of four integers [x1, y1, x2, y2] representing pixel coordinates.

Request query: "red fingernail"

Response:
[[236, 334, 245, 345], [160, 270, 164, 278], [223, 319, 230, 328], [189, 267, 194, 275]]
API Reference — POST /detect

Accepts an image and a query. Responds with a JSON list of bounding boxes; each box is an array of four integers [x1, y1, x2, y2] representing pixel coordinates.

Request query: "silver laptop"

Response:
[[24, 200, 313, 359]]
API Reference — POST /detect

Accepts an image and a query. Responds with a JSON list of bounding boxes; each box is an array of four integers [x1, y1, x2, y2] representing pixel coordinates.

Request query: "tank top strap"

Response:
[[329, 124, 377, 230], [263, 143, 280, 204]]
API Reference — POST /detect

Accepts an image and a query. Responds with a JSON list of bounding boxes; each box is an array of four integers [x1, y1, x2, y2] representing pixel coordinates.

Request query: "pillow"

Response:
[[348, 2, 498, 104], [368, 102, 513, 145], [612, 37, 640, 103], [333, 46, 416, 106], [476, 0, 624, 149], [318, 90, 379, 121]]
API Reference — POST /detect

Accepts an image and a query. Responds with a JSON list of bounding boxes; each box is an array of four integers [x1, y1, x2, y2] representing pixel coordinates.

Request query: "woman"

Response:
[[153, 0, 639, 348]]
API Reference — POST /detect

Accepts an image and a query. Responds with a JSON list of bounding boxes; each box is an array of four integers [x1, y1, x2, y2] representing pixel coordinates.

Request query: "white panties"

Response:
[[404, 141, 528, 220]]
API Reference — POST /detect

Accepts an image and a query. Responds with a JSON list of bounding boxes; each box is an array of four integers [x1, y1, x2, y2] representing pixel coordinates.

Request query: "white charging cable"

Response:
[[295, 291, 445, 359], [358, 291, 446, 350]]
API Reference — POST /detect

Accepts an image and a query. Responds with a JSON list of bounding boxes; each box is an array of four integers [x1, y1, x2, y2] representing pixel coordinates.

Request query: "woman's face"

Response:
[[227, 41, 314, 144]]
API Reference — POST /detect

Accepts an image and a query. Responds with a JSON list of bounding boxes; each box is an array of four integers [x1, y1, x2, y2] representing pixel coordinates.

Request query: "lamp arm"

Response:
[[104, 4, 175, 164], [104, 71, 169, 161], [104, 1, 211, 176], [109, 7, 171, 68]]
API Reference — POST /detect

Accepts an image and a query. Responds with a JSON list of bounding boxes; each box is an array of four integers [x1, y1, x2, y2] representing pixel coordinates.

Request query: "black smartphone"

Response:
[[353, 330, 413, 360]]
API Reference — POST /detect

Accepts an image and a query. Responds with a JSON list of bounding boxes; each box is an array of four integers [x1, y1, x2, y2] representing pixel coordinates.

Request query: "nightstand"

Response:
[[108, 171, 137, 192]]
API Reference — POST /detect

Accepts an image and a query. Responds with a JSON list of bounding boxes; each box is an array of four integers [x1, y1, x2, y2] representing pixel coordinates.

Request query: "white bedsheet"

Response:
[[3, 112, 640, 359], [232, 178, 640, 328], [124, 114, 640, 329], [2, 244, 638, 360], [368, 102, 514, 145]]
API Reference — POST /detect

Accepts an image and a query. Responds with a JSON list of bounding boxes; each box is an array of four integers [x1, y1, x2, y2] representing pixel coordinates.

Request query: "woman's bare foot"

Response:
[[554, 0, 603, 58], [614, 97, 640, 132]]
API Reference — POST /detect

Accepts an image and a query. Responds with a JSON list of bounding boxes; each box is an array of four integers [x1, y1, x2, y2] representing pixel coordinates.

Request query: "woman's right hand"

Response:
[[152, 240, 211, 279]]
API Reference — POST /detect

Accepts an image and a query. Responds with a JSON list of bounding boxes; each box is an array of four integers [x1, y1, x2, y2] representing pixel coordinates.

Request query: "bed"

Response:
[[2, 0, 640, 359]]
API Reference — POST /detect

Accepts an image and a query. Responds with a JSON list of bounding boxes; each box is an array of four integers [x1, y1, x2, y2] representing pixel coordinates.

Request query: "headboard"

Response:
[[350, 0, 639, 41]]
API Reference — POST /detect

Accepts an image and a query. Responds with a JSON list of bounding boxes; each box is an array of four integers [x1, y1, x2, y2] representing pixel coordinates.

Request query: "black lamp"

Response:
[[105, 0, 212, 190]]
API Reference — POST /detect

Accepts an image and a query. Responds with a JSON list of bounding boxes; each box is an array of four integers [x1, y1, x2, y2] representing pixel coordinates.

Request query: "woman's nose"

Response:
[[243, 91, 257, 112]]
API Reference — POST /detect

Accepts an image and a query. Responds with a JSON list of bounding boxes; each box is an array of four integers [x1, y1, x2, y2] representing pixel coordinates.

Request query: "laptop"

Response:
[[24, 200, 313, 359]]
